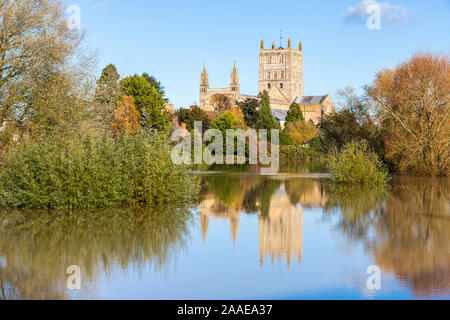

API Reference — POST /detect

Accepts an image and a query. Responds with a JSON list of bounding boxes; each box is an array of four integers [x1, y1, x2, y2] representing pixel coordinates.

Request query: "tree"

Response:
[[174, 108, 190, 127], [319, 88, 383, 155], [285, 102, 304, 123], [0, 0, 80, 91], [327, 141, 389, 186], [239, 98, 259, 128], [285, 120, 318, 146], [142, 73, 167, 101], [367, 53, 449, 176], [111, 96, 141, 137], [230, 107, 246, 129], [211, 111, 239, 131], [210, 94, 232, 113], [94, 64, 121, 128], [175, 106, 210, 132], [256, 91, 279, 130], [211, 111, 241, 154], [0, 0, 90, 147], [120, 74, 169, 132], [320, 110, 364, 149]]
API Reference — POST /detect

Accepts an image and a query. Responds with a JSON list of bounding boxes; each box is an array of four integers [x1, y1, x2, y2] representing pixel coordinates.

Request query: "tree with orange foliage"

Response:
[[368, 53, 449, 176], [111, 96, 141, 137]]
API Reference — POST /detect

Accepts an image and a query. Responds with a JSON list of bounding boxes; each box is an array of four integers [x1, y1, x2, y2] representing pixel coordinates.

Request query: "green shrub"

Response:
[[280, 145, 323, 161], [0, 132, 199, 209], [309, 137, 324, 153], [279, 131, 291, 146], [327, 141, 389, 186]]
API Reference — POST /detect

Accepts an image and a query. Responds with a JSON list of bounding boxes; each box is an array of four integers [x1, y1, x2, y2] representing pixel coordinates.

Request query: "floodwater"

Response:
[[0, 163, 448, 300]]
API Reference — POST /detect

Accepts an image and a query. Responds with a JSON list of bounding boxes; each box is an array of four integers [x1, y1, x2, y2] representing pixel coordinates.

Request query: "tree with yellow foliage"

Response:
[[230, 107, 247, 129], [285, 120, 318, 146], [111, 96, 141, 137]]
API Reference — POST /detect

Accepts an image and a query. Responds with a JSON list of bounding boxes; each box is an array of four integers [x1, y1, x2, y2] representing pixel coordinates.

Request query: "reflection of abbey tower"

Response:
[[199, 194, 241, 244], [258, 185, 304, 266], [199, 179, 323, 266]]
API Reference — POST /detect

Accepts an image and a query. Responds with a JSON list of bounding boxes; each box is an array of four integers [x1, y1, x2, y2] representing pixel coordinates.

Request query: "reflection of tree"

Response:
[[285, 178, 327, 207], [279, 160, 326, 173], [204, 175, 246, 207], [0, 206, 192, 300], [324, 184, 387, 238], [324, 177, 450, 298], [372, 177, 449, 297], [203, 175, 281, 216], [259, 179, 282, 218]]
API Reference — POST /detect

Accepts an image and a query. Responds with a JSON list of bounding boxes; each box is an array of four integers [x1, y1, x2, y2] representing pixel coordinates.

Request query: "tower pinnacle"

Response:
[[230, 61, 239, 93]]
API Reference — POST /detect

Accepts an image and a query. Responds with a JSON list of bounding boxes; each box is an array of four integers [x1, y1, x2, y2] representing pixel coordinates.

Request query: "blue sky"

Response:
[[72, 0, 450, 109]]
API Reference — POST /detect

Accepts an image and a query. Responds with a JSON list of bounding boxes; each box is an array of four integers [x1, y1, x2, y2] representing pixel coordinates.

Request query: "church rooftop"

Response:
[[294, 95, 328, 104]]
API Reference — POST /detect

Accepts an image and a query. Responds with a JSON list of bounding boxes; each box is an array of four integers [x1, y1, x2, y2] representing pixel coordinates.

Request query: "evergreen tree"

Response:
[[94, 64, 121, 127], [239, 98, 260, 128], [285, 102, 304, 123], [257, 91, 279, 130], [142, 73, 167, 102]]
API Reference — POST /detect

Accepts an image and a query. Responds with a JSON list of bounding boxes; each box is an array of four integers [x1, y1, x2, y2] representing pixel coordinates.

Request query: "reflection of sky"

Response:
[[91, 209, 417, 300]]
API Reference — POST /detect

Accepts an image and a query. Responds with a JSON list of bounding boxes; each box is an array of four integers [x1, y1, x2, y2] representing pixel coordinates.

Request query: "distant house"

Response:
[[294, 95, 335, 124]]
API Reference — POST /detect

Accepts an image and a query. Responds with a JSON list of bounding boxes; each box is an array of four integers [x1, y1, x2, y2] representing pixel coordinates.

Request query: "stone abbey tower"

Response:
[[258, 39, 304, 103], [199, 38, 334, 124]]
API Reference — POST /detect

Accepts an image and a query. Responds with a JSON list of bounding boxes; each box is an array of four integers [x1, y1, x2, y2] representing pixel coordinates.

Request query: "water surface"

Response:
[[0, 164, 448, 300]]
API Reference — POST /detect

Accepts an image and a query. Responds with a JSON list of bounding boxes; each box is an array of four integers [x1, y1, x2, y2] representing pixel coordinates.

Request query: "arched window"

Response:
[[267, 83, 271, 89], [280, 83, 283, 89]]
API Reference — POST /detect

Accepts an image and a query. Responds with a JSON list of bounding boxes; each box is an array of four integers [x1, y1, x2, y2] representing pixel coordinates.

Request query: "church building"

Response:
[[199, 39, 335, 125]]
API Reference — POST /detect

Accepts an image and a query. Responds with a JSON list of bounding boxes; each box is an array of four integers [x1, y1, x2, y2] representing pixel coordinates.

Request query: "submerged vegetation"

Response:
[[0, 133, 199, 209], [327, 141, 390, 186]]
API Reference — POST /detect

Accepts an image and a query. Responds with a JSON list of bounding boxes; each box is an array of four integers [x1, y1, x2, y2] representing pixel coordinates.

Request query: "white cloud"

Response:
[[344, 0, 410, 26]]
